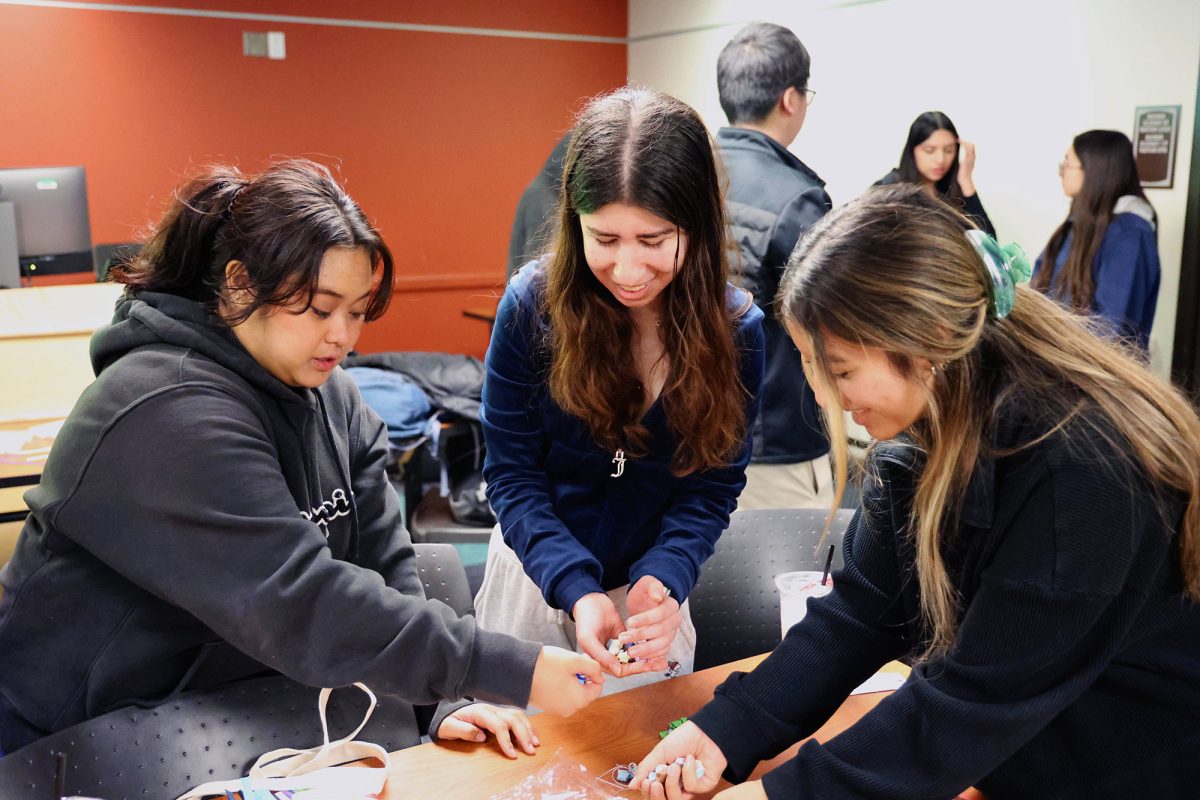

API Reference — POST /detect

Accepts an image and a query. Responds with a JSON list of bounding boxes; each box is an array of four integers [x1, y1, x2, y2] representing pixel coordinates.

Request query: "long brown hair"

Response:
[[1033, 130, 1154, 311], [544, 87, 750, 475], [780, 184, 1200, 655]]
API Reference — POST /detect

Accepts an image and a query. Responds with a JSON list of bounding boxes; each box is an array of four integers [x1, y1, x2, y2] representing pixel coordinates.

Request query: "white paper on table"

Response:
[[850, 671, 906, 695]]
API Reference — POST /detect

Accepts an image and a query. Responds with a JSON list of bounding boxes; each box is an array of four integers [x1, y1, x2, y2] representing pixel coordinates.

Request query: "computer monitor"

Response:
[[0, 166, 93, 278]]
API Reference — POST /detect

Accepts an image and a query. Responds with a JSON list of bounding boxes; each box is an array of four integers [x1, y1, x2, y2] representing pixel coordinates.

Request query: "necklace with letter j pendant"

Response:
[[610, 449, 626, 478]]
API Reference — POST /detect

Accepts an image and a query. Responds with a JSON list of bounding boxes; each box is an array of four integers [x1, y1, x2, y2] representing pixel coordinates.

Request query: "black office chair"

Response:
[[409, 488, 492, 545], [0, 547, 474, 798], [689, 508, 853, 670], [93, 242, 141, 281], [413, 541, 474, 616], [0, 673, 424, 800]]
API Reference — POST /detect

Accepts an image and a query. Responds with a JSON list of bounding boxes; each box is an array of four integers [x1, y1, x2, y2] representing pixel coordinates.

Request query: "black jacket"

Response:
[[507, 133, 571, 280], [691, 399, 1200, 798], [0, 291, 539, 753], [345, 350, 485, 421], [717, 127, 830, 464], [875, 169, 997, 237]]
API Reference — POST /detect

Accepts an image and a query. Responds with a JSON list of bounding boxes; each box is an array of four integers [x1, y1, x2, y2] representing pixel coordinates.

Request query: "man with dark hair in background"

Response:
[[507, 133, 571, 281], [717, 22, 832, 509]]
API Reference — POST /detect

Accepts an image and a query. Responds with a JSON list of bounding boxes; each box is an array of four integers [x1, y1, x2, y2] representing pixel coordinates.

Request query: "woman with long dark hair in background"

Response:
[[475, 87, 764, 691], [877, 110, 996, 236], [1033, 129, 1160, 351]]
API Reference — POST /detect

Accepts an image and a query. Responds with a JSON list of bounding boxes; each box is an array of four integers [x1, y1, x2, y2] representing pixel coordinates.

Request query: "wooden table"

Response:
[[0, 417, 64, 523], [0, 417, 61, 487], [0, 282, 121, 520], [382, 656, 962, 800]]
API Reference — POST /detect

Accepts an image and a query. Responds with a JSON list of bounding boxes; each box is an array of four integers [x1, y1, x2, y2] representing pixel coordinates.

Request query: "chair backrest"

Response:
[[414, 542, 474, 616], [0, 673, 420, 800], [689, 507, 854, 670], [408, 488, 492, 544], [92, 242, 141, 281]]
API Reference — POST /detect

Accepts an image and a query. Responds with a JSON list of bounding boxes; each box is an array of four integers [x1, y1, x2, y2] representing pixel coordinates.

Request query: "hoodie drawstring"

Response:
[[314, 390, 361, 561]]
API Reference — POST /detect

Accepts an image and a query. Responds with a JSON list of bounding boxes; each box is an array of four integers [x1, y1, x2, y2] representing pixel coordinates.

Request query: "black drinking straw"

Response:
[[52, 752, 66, 800], [820, 544, 835, 586]]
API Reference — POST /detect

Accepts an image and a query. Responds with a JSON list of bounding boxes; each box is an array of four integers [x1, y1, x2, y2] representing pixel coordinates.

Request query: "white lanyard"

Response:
[[176, 683, 389, 800]]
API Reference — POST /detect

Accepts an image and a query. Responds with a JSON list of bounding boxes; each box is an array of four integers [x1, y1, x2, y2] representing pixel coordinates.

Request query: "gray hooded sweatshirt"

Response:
[[0, 291, 539, 753]]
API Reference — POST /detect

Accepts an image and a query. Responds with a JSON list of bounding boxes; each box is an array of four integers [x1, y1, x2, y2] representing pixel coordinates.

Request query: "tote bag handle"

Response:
[[176, 683, 389, 800]]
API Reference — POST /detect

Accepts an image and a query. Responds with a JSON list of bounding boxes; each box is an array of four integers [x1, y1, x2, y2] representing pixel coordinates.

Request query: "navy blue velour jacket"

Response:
[[481, 263, 765, 615]]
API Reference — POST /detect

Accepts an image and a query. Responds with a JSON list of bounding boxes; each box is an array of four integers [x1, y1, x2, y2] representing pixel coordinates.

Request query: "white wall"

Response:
[[629, 0, 1200, 375]]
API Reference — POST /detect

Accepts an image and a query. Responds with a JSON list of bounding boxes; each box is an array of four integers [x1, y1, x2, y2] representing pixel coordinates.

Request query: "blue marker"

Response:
[[575, 672, 591, 685]]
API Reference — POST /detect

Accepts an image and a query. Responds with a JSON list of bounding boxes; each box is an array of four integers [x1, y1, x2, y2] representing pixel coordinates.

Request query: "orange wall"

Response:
[[0, 1, 627, 357]]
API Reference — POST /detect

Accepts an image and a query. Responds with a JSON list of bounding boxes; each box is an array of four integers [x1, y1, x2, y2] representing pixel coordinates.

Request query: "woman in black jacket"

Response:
[[876, 110, 996, 236], [635, 184, 1200, 799]]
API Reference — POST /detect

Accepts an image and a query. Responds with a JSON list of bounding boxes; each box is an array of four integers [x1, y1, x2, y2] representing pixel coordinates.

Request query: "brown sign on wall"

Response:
[[1133, 105, 1180, 188]]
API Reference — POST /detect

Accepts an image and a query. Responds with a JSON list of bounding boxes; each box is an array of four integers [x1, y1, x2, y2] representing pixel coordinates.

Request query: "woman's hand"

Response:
[[528, 645, 604, 716], [635, 721, 726, 799], [622, 575, 681, 671], [957, 140, 977, 196], [436, 703, 540, 758], [573, 592, 629, 675]]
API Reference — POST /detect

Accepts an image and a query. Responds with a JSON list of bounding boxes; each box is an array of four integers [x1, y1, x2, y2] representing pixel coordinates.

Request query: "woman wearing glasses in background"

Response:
[[1033, 129, 1160, 352], [875, 110, 996, 237]]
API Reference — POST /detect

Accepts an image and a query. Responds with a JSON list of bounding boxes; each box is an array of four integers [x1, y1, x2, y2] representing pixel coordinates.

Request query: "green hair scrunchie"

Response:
[[966, 229, 1032, 319]]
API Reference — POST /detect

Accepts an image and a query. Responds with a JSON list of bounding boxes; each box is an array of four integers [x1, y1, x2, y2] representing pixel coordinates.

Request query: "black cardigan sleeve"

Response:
[[688, 452, 914, 783], [962, 193, 996, 238]]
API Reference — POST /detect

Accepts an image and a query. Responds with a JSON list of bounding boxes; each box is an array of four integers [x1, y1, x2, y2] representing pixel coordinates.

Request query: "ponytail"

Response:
[[112, 168, 248, 314], [110, 160, 394, 325]]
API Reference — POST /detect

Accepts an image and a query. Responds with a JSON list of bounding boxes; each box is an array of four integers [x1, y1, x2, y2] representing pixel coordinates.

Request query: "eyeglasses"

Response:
[[1058, 161, 1083, 175], [802, 88, 817, 106]]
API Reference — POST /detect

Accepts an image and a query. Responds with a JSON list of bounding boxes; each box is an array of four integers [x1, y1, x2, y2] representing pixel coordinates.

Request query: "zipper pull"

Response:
[[610, 448, 626, 478]]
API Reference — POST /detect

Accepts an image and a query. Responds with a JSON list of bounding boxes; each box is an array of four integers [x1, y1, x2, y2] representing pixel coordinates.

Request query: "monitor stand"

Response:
[[0, 202, 21, 289]]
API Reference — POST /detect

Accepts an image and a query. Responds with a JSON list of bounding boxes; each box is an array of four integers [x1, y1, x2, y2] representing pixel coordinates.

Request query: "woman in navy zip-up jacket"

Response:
[[1033, 129, 1160, 352], [475, 88, 765, 688]]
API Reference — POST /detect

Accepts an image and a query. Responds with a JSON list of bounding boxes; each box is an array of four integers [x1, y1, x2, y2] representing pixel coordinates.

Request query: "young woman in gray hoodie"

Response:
[[0, 159, 601, 758]]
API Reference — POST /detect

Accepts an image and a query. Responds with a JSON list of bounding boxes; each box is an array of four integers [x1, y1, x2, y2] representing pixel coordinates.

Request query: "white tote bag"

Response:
[[176, 683, 389, 800]]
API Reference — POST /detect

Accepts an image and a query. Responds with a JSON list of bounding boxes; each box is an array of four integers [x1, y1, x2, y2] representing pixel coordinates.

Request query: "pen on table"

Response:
[[820, 544, 835, 586]]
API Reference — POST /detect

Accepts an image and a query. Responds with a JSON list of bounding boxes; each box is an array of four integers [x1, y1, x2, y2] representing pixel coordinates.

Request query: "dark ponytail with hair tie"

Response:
[[115, 169, 248, 311], [111, 160, 393, 326]]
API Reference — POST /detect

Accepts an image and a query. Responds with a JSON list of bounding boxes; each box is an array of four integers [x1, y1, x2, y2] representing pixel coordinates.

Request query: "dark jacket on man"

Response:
[[717, 127, 830, 464], [507, 133, 571, 280]]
